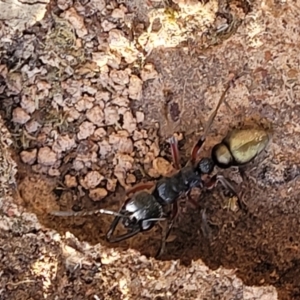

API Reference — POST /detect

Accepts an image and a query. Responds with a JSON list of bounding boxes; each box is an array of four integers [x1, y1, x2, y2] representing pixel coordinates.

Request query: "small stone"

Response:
[[80, 171, 104, 189], [48, 168, 61, 177], [128, 75, 143, 100], [25, 120, 41, 133], [77, 121, 96, 140], [98, 140, 112, 158], [126, 174, 136, 184], [38, 147, 57, 166], [136, 111, 144, 123], [122, 110, 137, 133], [12, 107, 30, 124], [95, 91, 110, 102], [52, 134, 76, 153], [21, 95, 35, 114], [94, 128, 107, 139], [106, 178, 117, 192], [89, 188, 108, 201], [111, 96, 129, 107], [134, 140, 148, 155], [116, 154, 134, 171], [147, 168, 160, 178], [110, 69, 130, 85], [73, 160, 85, 171], [109, 132, 133, 154], [150, 141, 160, 157], [143, 151, 156, 164], [102, 20, 117, 32], [92, 52, 108, 68], [104, 106, 119, 125], [75, 96, 94, 112], [66, 107, 81, 122], [86, 105, 105, 126], [57, 0, 72, 10], [20, 149, 37, 165], [64, 174, 78, 188], [63, 7, 87, 37], [153, 157, 174, 176], [141, 63, 158, 81], [114, 164, 126, 187], [112, 8, 125, 19]]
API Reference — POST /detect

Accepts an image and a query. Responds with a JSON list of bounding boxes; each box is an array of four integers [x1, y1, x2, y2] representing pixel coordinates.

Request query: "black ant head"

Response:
[[196, 157, 215, 174]]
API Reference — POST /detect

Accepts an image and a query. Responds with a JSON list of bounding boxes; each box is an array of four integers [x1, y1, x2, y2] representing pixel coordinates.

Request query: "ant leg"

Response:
[[206, 174, 247, 210], [169, 136, 181, 170], [156, 201, 179, 258], [190, 136, 206, 165], [106, 223, 142, 243], [125, 182, 155, 196], [50, 208, 126, 218]]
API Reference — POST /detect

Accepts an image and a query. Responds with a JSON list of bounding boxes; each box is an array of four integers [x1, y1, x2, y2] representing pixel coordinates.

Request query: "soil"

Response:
[[1, 0, 300, 299]]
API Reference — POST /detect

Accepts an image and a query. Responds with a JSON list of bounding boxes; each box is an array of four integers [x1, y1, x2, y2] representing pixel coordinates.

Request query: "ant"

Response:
[[50, 72, 270, 257]]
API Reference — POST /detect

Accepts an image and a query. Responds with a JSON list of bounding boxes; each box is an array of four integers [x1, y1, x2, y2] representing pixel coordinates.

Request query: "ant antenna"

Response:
[[50, 208, 127, 218]]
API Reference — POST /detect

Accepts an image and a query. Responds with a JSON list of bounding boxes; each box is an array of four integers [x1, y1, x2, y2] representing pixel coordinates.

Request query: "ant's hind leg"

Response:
[[156, 201, 179, 258]]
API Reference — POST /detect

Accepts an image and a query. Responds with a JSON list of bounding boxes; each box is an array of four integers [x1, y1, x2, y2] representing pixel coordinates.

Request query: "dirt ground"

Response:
[[1, 0, 300, 299]]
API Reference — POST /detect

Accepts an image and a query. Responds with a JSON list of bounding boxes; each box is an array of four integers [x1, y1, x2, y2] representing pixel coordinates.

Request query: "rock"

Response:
[[57, 0, 72, 10], [128, 75, 143, 100], [122, 110, 137, 133], [48, 167, 61, 177], [111, 8, 125, 19], [86, 105, 105, 126], [98, 140, 112, 158], [92, 52, 108, 68], [106, 178, 117, 192], [80, 171, 104, 189], [77, 121, 96, 140], [134, 140, 148, 155], [25, 120, 41, 133], [21, 95, 35, 114], [64, 174, 77, 188], [63, 7, 88, 38], [102, 20, 117, 32], [94, 128, 107, 139], [52, 134, 76, 153], [12, 107, 30, 124], [65, 107, 80, 122], [104, 106, 119, 125], [141, 63, 158, 81], [38, 147, 57, 166], [89, 188, 108, 201], [136, 111, 144, 123], [109, 132, 133, 154], [111, 96, 129, 107], [20, 149, 37, 165], [126, 174, 136, 184], [116, 154, 134, 171], [153, 157, 174, 176], [95, 91, 110, 103], [75, 96, 95, 112], [110, 69, 130, 85]]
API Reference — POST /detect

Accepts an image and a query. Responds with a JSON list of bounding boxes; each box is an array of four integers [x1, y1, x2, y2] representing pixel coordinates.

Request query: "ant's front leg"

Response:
[[205, 174, 247, 211]]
